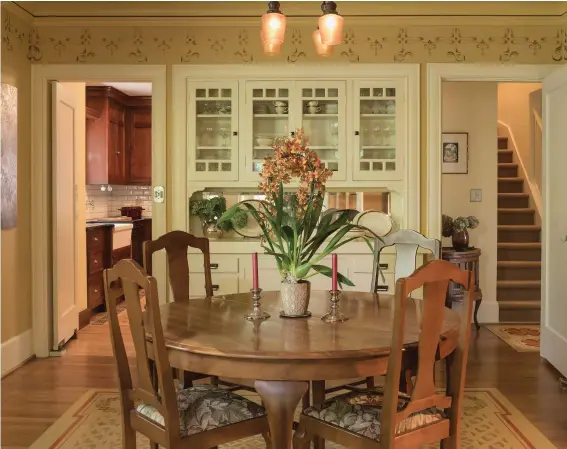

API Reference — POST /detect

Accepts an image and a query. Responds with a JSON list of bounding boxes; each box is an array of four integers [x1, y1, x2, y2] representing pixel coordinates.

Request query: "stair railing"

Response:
[[531, 108, 543, 200]]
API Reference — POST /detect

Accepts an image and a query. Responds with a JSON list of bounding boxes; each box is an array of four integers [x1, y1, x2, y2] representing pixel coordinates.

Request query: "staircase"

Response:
[[497, 136, 541, 322]]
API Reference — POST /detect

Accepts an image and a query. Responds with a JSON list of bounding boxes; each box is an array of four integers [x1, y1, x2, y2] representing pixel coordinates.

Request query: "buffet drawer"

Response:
[[189, 274, 239, 297], [188, 255, 239, 273]]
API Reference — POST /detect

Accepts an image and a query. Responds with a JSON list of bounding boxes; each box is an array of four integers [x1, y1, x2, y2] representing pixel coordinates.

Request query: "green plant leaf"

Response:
[[311, 264, 355, 287]]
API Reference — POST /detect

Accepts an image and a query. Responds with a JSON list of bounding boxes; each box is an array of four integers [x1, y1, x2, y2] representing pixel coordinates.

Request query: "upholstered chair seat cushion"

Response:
[[136, 384, 266, 436], [304, 388, 444, 441]]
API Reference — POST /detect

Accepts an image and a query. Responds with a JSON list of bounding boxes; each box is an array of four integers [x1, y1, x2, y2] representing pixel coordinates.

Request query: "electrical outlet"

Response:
[[470, 189, 482, 202], [153, 186, 165, 203]]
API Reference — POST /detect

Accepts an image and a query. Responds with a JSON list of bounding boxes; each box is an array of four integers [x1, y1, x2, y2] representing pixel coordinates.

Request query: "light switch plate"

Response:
[[153, 186, 165, 203], [470, 189, 482, 202]]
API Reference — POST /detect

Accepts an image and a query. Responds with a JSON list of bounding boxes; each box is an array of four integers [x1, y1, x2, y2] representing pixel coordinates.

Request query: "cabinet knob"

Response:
[[94, 259, 98, 265], [94, 288, 99, 294], [94, 237, 99, 242], [116, 151, 121, 155], [354, 131, 360, 136], [233, 131, 238, 136], [291, 131, 295, 136], [212, 284, 220, 291], [210, 263, 219, 269]]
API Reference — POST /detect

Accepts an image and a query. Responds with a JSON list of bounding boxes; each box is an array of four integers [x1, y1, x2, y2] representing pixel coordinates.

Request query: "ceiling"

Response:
[[13, 1, 567, 18], [87, 82, 152, 96]]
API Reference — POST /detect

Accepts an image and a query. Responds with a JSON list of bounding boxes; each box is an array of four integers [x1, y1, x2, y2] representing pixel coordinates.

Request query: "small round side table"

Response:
[[442, 247, 482, 330]]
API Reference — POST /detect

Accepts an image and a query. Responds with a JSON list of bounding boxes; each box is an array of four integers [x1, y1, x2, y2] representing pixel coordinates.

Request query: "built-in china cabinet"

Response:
[[172, 64, 420, 296]]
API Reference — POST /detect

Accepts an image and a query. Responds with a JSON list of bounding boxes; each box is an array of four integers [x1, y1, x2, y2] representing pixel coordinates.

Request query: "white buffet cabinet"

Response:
[[171, 64, 421, 297]]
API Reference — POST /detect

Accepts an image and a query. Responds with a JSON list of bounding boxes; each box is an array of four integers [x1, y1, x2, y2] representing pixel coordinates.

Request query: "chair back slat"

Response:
[[104, 260, 181, 441], [380, 259, 474, 445], [144, 230, 213, 301], [371, 230, 441, 292]]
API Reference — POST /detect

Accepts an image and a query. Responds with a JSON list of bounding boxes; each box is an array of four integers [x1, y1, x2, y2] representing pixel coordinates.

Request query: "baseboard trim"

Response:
[[1, 329, 35, 377], [78, 309, 92, 329]]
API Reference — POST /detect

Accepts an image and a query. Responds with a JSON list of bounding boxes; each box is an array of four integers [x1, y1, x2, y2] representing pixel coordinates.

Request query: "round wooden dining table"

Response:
[[154, 290, 460, 449]]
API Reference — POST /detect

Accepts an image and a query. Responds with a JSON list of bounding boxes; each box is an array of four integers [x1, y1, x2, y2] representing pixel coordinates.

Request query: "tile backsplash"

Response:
[[85, 185, 152, 220]]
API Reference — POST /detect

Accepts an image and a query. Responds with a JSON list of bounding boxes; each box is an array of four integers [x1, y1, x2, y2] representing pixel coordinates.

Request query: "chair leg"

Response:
[[311, 381, 326, 449], [366, 376, 375, 389], [123, 425, 137, 449], [181, 371, 194, 389], [211, 375, 219, 387], [149, 440, 158, 449], [262, 431, 272, 449], [293, 420, 312, 449]]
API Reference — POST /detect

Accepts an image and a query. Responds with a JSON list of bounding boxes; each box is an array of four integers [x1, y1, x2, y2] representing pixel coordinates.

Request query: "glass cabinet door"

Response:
[[187, 81, 239, 181], [353, 80, 405, 181], [293, 82, 347, 181], [244, 81, 294, 181]]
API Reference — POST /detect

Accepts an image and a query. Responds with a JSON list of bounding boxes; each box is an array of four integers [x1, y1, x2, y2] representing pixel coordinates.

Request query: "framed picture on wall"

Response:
[[442, 132, 468, 174]]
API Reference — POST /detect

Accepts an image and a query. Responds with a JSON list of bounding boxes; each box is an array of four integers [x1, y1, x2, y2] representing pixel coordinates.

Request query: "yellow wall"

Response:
[[497, 82, 542, 176], [1, 6, 32, 343], [441, 82, 498, 321], [1, 4, 566, 343]]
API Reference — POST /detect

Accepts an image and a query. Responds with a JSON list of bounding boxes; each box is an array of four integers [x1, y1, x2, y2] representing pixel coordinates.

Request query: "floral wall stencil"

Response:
[[1, 84, 18, 229], [21, 21, 563, 65]]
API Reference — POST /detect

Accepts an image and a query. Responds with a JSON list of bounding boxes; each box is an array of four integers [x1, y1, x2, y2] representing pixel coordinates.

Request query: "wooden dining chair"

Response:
[[143, 230, 255, 393], [294, 259, 475, 449], [103, 259, 270, 449]]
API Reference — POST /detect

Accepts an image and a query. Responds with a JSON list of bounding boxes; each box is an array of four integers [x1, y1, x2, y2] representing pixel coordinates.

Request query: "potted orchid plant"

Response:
[[218, 130, 378, 316]]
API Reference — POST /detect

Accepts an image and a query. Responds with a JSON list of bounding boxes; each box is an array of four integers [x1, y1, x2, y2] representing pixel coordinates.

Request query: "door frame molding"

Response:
[[31, 65, 167, 358], [426, 63, 557, 324]]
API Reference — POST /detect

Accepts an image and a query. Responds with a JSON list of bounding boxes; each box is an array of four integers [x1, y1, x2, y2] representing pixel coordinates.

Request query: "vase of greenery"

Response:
[[219, 130, 378, 316], [442, 214, 479, 251], [190, 196, 247, 240]]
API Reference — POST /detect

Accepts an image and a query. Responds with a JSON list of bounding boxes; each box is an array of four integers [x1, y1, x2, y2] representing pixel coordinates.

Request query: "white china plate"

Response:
[[355, 210, 393, 237]]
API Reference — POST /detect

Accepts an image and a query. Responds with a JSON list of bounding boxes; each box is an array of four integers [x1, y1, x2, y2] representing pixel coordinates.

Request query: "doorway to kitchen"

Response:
[[31, 65, 166, 358]]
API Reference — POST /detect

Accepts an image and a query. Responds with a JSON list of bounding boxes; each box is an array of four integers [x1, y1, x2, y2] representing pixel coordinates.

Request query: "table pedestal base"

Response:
[[255, 380, 309, 449]]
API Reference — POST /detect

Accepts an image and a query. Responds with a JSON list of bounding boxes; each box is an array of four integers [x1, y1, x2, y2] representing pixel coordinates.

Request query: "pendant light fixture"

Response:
[[312, 28, 333, 57], [261, 31, 282, 56], [261, 1, 286, 45], [318, 1, 344, 46]]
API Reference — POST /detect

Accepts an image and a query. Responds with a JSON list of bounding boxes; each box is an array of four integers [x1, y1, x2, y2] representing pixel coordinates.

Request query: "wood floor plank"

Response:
[[2, 321, 567, 448]]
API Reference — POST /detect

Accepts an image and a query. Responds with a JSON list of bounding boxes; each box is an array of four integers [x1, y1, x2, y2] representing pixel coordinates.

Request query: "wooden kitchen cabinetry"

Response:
[[86, 86, 151, 185], [131, 218, 152, 265], [85, 225, 113, 313]]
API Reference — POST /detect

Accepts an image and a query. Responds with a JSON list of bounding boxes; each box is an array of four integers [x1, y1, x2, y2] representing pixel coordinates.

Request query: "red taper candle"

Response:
[[252, 252, 259, 290], [332, 253, 338, 291]]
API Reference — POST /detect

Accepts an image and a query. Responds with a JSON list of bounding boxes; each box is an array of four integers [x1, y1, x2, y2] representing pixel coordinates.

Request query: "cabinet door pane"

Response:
[[294, 81, 346, 180], [188, 81, 238, 181], [245, 81, 294, 181], [353, 80, 404, 181]]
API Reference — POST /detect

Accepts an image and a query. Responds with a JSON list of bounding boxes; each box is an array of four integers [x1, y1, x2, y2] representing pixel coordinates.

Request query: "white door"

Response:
[[52, 82, 79, 350], [541, 64, 567, 378]]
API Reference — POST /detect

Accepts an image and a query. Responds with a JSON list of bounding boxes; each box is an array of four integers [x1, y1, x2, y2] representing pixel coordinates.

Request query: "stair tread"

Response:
[[498, 225, 541, 230], [498, 208, 535, 213], [498, 242, 541, 248], [498, 280, 541, 287], [499, 300, 541, 309], [498, 149, 513, 152], [498, 261, 541, 267], [498, 177, 523, 182], [498, 193, 529, 197], [498, 163, 519, 167]]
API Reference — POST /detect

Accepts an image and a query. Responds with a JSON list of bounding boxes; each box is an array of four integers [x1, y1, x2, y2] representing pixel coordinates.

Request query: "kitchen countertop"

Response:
[[86, 223, 114, 230]]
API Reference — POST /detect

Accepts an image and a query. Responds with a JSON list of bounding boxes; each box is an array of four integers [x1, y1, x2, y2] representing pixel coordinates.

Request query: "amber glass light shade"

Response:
[[318, 12, 344, 45], [261, 11, 286, 44], [263, 39, 282, 56], [312, 29, 333, 57]]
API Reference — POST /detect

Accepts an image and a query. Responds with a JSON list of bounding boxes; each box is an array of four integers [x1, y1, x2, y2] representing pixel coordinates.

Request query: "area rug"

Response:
[[485, 324, 540, 352], [30, 388, 556, 449]]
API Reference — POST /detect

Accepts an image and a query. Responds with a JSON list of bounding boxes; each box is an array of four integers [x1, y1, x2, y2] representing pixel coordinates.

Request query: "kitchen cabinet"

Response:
[[131, 218, 152, 265], [86, 87, 152, 185], [126, 103, 152, 184], [85, 225, 113, 310], [187, 82, 239, 181], [186, 77, 410, 185]]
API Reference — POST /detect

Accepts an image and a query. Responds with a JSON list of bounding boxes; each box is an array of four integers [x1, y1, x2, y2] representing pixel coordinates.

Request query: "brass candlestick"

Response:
[[245, 288, 271, 321], [321, 290, 349, 323]]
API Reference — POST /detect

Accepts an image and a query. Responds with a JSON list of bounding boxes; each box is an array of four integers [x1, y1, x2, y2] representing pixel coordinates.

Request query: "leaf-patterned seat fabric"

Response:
[[136, 384, 266, 437], [304, 388, 445, 441]]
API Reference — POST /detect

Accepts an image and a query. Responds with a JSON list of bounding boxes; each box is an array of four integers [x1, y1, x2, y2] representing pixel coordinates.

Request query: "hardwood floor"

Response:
[[2, 321, 567, 448]]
